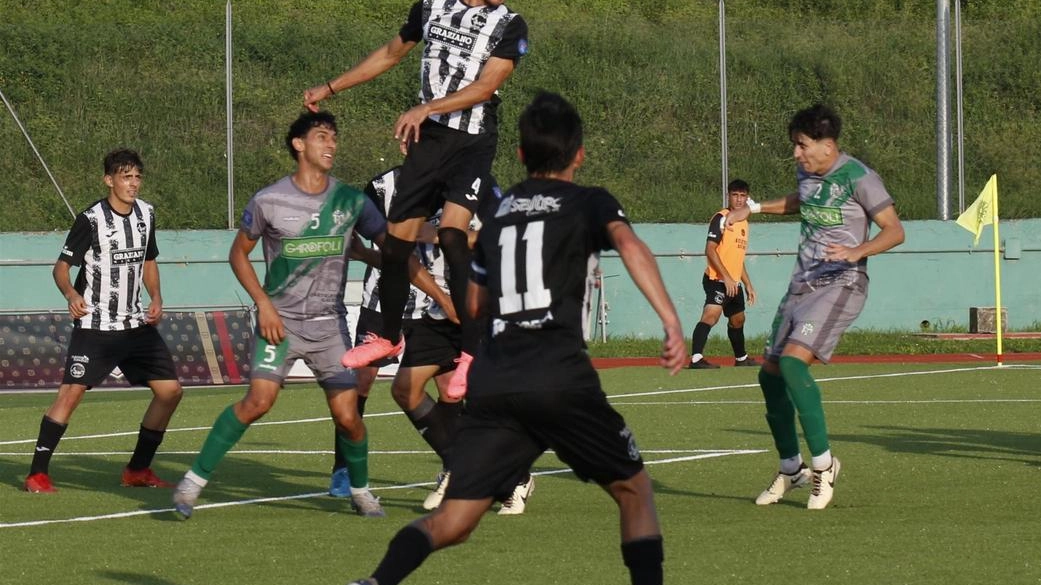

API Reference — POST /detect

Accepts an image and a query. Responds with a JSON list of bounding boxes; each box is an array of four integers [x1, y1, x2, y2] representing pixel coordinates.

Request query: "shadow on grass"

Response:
[[834, 426, 1041, 467], [98, 571, 178, 585]]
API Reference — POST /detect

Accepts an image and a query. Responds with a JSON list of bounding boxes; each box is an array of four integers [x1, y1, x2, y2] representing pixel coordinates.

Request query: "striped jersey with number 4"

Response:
[[469, 178, 628, 396]]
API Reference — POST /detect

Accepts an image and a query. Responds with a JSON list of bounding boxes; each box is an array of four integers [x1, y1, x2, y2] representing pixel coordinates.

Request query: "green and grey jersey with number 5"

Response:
[[240, 175, 386, 320], [791, 153, 894, 292]]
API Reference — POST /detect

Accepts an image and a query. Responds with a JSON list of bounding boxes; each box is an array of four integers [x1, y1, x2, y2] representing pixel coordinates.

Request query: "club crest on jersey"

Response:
[[429, 23, 476, 51], [471, 11, 487, 28], [332, 209, 350, 227], [137, 221, 148, 235], [111, 247, 145, 265]]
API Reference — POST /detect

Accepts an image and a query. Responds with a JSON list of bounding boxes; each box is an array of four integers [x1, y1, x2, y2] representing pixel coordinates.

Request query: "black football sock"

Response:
[[357, 394, 368, 418], [621, 535, 664, 585], [406, 396, 454, 462], [127, 425, 165, 470], [438, 227, 480, 354], [690, 321, 712, 357], [727, 325, 747, 359], [377, 234, 416, 344], [332, 429, 347, 472], [29, 416, 67, 475], [371, 524, 435, 585], [431, 399, 464, 467]]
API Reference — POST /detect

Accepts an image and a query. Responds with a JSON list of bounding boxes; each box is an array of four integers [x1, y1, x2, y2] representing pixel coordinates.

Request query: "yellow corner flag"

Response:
[[956, 174, 998, 246]]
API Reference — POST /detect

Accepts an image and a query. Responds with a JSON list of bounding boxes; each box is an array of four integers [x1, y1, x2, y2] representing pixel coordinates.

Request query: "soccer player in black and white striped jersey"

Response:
[[24, 149, 184, 494], [304, 0, 529, 399]]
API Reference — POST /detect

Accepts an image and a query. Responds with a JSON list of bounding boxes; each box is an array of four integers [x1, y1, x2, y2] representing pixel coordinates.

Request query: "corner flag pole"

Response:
[[0, 87, 75, 218], [991, 176, 1003, 365]]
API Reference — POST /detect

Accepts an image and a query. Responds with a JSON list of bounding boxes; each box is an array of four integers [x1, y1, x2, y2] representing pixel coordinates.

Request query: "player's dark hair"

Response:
[[727, 179, 750, 194], [285, 110, 338, 160], [518, 91, 583, 174], [788, 104, 841, 141], [103, 148, 143, 176]]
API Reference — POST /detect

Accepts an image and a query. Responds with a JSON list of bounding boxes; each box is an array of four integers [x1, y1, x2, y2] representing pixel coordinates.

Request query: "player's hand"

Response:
[[256, 302, 285, 346], [303, 83, 332, 113], [394, 104, 430, 154], [144, 298, 164, 324], [723, 276, 739, 298], [745, 286, 757, 307], [824, 243, 863, 264], [442, 301, 460, 325], [660, 323, 686, 375], [67, 294, 88, 319]]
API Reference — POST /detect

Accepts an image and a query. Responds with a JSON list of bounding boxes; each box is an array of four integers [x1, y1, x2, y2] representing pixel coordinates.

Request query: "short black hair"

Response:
[[103, 148, 143, 176], [285, 110, 338, 160], [727, 179, 750, 193], [517, 91, 583, 174], [788, 104, 841, 141]]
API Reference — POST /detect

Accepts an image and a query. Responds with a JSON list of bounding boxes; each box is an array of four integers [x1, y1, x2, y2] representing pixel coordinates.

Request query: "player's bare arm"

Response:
[[408, 254, 459, 324], [741, 264, 756, 306], [705, 240, 738, 298], [304, 35, 418, 112], [607, 221, 686, 375], [395, 56, 516, 150], [348, 235, 381, 266], [824, 204, 905, 263], [142, 259, 164, 324], [52, 260, 88, 319], [727, 191, 800, 225], [228, 230, 284, 345]]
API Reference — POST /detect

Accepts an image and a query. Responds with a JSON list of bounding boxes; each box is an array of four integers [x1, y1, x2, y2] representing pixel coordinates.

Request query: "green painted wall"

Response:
[[2, 220, 1038, 337]]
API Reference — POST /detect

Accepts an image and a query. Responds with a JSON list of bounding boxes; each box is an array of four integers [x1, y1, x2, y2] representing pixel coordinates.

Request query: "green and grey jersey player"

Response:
[[173, 111, 390, 519], [726, 104, 904, 511]]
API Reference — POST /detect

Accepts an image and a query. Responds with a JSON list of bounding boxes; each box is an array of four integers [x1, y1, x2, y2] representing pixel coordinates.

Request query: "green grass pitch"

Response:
[[1, 362, 1038, 585]]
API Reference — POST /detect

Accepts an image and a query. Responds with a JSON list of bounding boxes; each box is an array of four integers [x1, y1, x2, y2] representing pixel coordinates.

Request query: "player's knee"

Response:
[[239, 394, 275, 422], [390, 382, 413, 409], [152, 381, 183, 404]]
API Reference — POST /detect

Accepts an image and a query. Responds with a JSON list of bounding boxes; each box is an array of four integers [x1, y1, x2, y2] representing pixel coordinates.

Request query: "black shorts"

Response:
[[400, 316, 461, 374], [354, 307, 398, 368], [703, 273, 746, 317], [389, 121, 497, 222], [62, 326, 177, 388], [444, 386, 645, 502]]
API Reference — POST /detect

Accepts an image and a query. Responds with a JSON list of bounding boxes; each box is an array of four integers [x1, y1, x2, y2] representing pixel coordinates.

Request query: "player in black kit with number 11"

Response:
[[344, 92, 686, 585]]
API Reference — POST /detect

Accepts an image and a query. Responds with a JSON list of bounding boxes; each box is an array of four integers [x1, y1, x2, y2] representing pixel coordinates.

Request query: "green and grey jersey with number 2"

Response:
[[240, 175, 386, 320], [791, 153, 894, 292]]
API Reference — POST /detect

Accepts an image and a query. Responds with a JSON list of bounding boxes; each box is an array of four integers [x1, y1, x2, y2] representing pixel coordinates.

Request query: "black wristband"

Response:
[[326, 81, 336, 95]]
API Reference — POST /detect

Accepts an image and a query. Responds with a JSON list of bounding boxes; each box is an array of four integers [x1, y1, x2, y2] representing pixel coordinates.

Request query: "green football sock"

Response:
[[336, 431, 369, 488], [759, 368, 800, 460], [191, 405, 249, 480], [779, 356, 830, 457]]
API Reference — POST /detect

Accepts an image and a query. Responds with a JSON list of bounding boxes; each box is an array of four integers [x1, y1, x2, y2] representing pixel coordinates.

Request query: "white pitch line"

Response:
[[0, 410, 406, 446], [2, 364, 1030, 447], [0, 447, 750, 458], [610, 364, 1028, 400], [613, 398, 1041, 406], [0, 449, 762, 529]]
